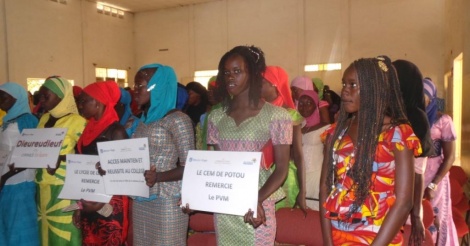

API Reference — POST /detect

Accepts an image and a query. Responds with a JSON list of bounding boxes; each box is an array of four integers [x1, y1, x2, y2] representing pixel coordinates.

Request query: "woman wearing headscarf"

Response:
[[132, 64, 194, 245], [36, 76, 86, 246], [115, 87, 140, 137], [261, 66, 306, 211], [291, 76, 330, 124], [422, 78, 459, 246], [0, 82, 39, 246], [176, 83, 189, 110], [297, 90, 330, 210], [183, 81, 209, 125], [74, 81, 129, 245]]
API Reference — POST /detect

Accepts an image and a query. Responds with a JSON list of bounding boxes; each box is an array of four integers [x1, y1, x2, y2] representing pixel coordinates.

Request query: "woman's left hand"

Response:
[[294, 193, 308, 217], [144, 165, 157, 187], [244, 202, 266, 228], [409, 216, 425, 246]]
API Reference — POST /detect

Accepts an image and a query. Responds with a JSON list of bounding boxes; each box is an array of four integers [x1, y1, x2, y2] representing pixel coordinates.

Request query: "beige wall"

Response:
[[1, 0, 135, 89], [444, 0, 470, 172], [134, 0, 446, 93]]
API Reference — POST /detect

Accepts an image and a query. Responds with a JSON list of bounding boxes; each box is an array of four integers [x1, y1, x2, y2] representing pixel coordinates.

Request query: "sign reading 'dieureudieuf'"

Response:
[[11, 128, 66, 168], [181, 150, 261, 217], [97, 138, 150, 198], [58, 154, 112, 203]]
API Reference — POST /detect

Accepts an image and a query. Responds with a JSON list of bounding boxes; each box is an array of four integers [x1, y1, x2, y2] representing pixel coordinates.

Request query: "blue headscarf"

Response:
[[423, 78, 438, 125], [139, 63, 177, 124], [0, 82, 38, 132], [119, 87, 132, 125], [176, 83, 188, 110]]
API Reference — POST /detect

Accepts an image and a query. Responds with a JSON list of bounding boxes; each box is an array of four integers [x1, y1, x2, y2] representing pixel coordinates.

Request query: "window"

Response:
[[95, 67, 128, 88], [193, 70, 218, 88], [304, 63, 341, 72], [27, 78, 74, 94]]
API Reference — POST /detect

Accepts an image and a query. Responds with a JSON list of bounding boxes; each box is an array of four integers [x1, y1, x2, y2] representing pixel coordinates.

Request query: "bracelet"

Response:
[[427, 182, 437, 191]]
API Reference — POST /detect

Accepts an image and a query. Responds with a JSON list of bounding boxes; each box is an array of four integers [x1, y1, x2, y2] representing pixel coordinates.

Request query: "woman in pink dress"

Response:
[[422, 78, 459, 245]]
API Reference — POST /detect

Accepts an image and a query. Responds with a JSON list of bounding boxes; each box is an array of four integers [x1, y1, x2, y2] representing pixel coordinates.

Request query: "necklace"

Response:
[[331, 117, 356, 192]]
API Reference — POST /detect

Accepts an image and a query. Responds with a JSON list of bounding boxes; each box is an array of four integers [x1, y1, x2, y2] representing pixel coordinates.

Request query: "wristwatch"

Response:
[[427, 182, 437, 191]]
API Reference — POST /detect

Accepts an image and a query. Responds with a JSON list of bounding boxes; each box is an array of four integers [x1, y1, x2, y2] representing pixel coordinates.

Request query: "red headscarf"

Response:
[[262, 66, 295, 109], [77, 81, 120, 153]]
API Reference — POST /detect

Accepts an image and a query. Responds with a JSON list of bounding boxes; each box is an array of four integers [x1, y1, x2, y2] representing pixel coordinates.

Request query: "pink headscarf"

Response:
[[299, 90, 320, 128], [291, 76, 314, 91], [263, 66, 295, 109]]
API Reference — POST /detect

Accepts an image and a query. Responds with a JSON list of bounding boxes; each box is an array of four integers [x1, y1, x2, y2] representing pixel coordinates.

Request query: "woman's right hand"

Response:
[[179, 201, 193, 214]]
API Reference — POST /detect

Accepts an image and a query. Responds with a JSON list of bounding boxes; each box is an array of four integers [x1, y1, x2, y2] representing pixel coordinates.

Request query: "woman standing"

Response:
[[319, 56, 420, 245], [36, 76, 86, 245], [297, 90, 329, 210], [132, 64, 194, 245], [0, 82, 39, 246], [207, 46, 292, 245], [74, 81, 129, 245], [422, 78, 459, 245], [261, 65, 306, 211]]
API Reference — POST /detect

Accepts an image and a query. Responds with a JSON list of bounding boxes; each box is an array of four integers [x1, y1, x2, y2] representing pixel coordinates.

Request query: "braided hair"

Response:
[[215, 45, 266, 111], [325, 55, 409, 217]]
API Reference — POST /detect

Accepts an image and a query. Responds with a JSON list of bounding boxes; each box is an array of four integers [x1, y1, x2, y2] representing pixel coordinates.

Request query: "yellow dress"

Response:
[[35, 113, 86, 246]]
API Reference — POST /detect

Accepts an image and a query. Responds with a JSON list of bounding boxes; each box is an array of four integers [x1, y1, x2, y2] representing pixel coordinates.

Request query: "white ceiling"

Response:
[[95, 0, 220, 13]]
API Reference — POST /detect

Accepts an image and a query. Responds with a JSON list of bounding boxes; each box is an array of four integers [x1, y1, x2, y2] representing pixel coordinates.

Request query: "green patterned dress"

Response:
[[207, 103, 292, 245]]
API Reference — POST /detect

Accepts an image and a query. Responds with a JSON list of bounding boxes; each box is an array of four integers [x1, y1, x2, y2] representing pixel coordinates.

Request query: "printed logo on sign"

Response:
[[138, 144, 147, 151], [243, 159, 255, 165], [21, 132, 33, 136], [214, 159, 230, 165], [120, 147, 132, 152], [55, 132, 65, 136], [68, 160, 80, 164], [189, 157, 207, 163], [99, 148, 114, 154]]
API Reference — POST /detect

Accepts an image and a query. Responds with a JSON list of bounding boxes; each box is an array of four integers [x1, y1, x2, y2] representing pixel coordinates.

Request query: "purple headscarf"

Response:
[[423, 78, 438, 125]]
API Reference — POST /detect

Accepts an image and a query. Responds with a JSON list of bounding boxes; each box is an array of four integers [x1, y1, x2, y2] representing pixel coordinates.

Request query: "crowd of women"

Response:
[[0, 44, 460, 246]]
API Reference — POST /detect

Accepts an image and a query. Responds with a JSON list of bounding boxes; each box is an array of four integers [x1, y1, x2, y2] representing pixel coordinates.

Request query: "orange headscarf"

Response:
[[77, 81, 120, 153], [262, 66, 295, 109]]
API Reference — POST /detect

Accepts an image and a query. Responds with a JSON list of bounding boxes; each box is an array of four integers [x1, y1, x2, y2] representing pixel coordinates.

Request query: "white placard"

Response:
[[181, 150, 261, 217], [0, 149, 11, 176], [58, 154, 112, 203], [97, 138, 150, 198], [10, 128, 67, 168]]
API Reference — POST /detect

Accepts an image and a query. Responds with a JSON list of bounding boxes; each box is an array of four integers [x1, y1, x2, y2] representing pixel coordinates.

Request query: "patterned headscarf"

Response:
[[43, 76, 78, 118], [0, 82, 37, 132], [423, 78, 438, 125], [77, 81, 120, 153], [299, 90, 320, 128], [263, 66, 295, 109], [312, 78, 324, 99], [139, 63, 177, 124], [118, 87, 132, 125]]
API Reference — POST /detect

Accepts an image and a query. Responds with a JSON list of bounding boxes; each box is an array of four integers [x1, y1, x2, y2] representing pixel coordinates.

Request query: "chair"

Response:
[[275, 208, 323, 246], [449, 166, 470, 246], [187, 212, 217, 246]]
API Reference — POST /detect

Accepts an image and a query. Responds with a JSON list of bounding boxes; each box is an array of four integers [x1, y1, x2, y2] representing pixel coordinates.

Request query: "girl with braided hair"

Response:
[[319, 56, 421, 245]]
